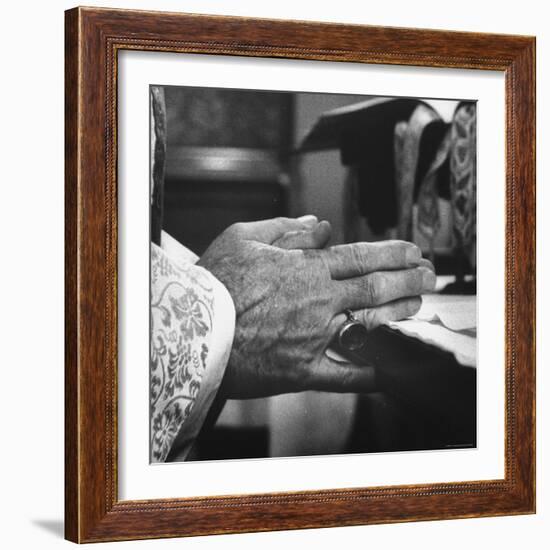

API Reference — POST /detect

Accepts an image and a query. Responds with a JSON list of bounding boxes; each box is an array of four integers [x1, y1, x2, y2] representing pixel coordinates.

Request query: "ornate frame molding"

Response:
[[65, 7, 535, 542]]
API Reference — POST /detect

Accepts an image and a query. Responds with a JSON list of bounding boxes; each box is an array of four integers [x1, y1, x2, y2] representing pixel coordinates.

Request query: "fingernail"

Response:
[[420, 267, 437, 291], [406, 245, 422, 265], [298, 214, 318, 228]]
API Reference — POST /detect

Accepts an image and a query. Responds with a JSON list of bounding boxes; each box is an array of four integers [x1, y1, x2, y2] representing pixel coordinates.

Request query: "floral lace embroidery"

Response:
[[150, 245, 214, 462]]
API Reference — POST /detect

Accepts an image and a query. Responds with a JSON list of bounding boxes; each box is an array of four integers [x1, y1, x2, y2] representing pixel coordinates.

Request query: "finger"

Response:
[[335, 266, 436, 310], [330, 297, 422, 333], [321, 240, 422, 279], [230, 216, 318, 244], [297, 214, 319, 228], [272, 220, 332, 250], [419, 257, 435, 272], [307, 356, 377, 393]]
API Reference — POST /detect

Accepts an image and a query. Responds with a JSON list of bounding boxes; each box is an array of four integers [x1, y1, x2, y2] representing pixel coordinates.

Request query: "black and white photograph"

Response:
[[3, 0, 543, 546], [149, 85, 477, 463]]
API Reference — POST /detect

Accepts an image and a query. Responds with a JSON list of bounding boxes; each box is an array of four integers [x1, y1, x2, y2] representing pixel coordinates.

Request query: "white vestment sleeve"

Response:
[[150, 235, 235, 462]]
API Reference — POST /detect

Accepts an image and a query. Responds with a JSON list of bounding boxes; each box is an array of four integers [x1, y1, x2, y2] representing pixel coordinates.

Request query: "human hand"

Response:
[[198, 217, 435, 398]]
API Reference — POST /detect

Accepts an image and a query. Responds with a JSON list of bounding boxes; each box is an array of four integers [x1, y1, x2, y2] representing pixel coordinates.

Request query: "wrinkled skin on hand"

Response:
[[197, 217, 435, 399]]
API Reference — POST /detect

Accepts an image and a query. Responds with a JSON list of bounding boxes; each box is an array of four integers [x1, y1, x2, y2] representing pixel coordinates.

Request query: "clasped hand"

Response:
[[198, 216, 435, 399]]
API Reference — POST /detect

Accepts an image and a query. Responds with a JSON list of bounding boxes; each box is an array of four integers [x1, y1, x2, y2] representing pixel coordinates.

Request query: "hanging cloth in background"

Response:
[[297, 97, 456, 238], [450, 102, 477, 270], [415, 122, 452, 258], [335, 99, 431, 235], [394, 105, 441, 241]]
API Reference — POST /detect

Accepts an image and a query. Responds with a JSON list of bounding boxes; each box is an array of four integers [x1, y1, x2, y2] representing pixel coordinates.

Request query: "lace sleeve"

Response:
[[150, 243, 235, 462]]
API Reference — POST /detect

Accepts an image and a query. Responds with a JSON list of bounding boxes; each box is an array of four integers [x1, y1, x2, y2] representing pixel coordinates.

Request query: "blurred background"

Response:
[[152, 85, 477, 460]]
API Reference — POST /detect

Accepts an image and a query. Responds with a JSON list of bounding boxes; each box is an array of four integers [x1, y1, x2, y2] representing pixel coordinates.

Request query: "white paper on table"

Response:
[[414, 294, 476, 332], [388, 294, 477, 367]]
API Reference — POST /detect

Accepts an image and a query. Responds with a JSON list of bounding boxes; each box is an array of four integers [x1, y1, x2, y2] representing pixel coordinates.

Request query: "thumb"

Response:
[[272, 220, 332, 250], [236, 215, 318, 244], [308, 355, 377, 394]]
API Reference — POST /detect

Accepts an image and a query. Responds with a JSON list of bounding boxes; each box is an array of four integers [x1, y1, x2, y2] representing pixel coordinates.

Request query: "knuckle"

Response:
[[349, 244, 365, 274], [413, 268, 425, 293], [315, 251, 334, 280], [366, 272, 383, 304]]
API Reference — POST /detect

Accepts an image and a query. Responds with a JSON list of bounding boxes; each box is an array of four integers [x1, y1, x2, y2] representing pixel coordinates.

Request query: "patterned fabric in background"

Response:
[[450, 102, 477, 269]]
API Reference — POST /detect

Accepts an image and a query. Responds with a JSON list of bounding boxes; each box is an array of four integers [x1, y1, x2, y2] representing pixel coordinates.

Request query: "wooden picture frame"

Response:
[[65, 6, 536, 543]]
